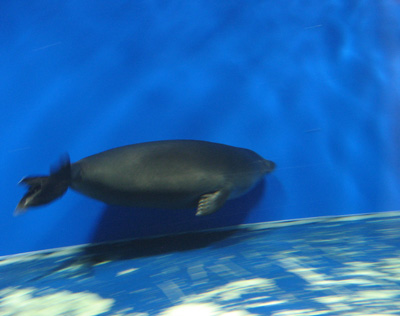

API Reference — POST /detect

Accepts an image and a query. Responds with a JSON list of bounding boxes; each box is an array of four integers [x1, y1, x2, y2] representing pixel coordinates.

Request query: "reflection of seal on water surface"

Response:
[[16, 140, 275, 216]]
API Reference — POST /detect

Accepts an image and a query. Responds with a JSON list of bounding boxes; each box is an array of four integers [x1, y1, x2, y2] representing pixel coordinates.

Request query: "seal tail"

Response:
[[15, 155, 71, 215]]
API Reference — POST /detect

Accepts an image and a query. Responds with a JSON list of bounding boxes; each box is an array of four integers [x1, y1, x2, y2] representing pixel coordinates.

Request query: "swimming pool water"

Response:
[[1, 1, 399, 255]]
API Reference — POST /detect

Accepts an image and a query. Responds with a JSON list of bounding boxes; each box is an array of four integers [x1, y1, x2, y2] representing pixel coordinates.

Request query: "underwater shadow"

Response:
[[82, 227, 240, 266], [31, 183, 266, 281], [29, 227, 243, 282], [90, 179, 266, 244]]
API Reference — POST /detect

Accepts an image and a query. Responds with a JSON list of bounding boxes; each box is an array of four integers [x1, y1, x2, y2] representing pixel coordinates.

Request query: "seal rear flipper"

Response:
[[15, 155, 71, 215], [195, 188, 231, 216]]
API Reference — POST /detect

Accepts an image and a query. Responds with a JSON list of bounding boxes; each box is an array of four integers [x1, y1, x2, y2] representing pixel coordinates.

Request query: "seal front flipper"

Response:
[[15, 155, 71, 215], [196, 188, 231, 216]]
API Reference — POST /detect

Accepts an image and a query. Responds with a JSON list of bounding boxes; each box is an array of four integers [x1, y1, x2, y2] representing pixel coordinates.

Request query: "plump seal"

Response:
[[16, 140, 275, 216]]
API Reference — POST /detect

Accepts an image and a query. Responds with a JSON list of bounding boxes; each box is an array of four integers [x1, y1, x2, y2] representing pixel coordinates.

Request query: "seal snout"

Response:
[[264, 160, 276, 173]]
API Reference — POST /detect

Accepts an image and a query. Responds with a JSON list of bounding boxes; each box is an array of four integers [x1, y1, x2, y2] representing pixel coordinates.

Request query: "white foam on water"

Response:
[[158, 303, 255, 316], [158, 278, 277, 316], [0, 287, 114, 316]]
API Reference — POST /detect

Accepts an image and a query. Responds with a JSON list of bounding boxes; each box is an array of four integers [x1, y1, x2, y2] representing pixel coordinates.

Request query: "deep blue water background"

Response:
[[1, 1, 400, 256]]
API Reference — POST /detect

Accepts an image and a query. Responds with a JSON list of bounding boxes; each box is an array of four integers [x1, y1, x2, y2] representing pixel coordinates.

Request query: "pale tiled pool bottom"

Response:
[[1, 211, 400, 316]]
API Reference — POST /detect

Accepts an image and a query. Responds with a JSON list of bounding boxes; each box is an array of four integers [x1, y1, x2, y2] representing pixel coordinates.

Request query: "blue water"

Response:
[[1, 1, 400, 256], [2, 212, 400, 314]]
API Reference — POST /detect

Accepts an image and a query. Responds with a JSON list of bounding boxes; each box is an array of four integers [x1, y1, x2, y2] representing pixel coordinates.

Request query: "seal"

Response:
[[16, 140, 275, 216]]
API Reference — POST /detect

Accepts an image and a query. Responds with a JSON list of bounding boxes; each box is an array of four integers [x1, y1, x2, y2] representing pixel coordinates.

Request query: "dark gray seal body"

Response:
[[16, 140, 275, 216]]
